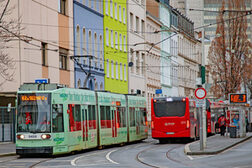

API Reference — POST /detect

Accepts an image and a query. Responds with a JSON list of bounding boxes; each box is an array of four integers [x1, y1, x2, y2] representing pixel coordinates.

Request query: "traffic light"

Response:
[[201, 65, 205, 84]]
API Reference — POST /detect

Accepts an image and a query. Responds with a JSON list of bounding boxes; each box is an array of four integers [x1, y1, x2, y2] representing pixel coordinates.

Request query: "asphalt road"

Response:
[[1, 138, 252, 168]]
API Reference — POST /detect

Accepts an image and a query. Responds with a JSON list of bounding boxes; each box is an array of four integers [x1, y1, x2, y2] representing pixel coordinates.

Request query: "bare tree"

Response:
[[208, 0, 252, 99], [0, 0, 20, 89]]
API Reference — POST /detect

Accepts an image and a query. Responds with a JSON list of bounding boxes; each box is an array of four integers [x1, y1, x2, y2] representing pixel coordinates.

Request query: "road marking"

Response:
[[187, 155, 194, 160], [106, 150, 119, 164], [187, 155, 214, 160], [71, 151, 106, 166]]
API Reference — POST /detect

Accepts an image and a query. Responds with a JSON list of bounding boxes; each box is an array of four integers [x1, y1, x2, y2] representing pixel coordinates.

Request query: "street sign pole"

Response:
[[195, 87, 207, 150]]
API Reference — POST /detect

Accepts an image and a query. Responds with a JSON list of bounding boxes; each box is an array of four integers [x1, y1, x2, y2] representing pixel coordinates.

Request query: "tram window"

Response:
[[68, 104, 81, 132], [100, 106, 111, 128], [140, 108, 146, 126], [130, 107, 135, 127], [88, 105, 96, 129], [117, 107, 126, 127], [52, 104, 64, 132]]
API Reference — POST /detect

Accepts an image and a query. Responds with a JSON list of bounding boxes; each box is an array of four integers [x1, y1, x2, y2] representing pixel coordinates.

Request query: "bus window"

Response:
[[153, 101, 186, 117], [52, 104, 64, 132], [88, 105, 96, 129], [130, 107, 135, 127]]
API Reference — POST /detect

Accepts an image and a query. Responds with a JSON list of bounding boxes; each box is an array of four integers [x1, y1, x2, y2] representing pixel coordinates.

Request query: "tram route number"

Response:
[[229, 93, 247, 104]]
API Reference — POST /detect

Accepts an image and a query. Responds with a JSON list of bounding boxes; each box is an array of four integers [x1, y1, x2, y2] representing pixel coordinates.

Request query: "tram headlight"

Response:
[[41, 134, 51, 140], [17, 134, 25, 140]]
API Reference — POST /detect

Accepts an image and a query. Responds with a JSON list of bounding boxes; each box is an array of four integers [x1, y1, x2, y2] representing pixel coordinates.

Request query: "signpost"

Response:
[[195, 87, 207, 150]]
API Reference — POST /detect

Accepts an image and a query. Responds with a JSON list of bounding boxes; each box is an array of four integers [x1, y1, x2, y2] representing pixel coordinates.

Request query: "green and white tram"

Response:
[[16, 83, 148, 156]]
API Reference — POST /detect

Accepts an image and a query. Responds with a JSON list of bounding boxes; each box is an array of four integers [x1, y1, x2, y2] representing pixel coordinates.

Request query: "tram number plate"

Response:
[[25, 134, 40, 139]]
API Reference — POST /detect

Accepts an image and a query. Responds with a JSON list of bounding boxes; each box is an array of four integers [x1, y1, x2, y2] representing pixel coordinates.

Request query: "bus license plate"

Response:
[[166, 132, 174, 135]]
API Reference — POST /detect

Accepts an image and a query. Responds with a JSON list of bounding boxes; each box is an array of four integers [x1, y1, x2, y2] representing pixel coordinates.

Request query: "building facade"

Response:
[[128, 0, 147, 96], [0, 0, 74, 106], [159, 2, 172, 96], [146, 0, 162, 120], [103, 0, 128, 94], [73, 0, 104, 90]]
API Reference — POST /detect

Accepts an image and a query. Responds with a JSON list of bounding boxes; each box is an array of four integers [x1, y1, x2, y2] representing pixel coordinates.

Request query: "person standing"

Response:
[[218, 114, 227, 136]]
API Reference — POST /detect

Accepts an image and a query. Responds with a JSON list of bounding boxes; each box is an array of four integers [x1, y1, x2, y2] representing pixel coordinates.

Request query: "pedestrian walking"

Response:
[[218, 114, 227, 136]]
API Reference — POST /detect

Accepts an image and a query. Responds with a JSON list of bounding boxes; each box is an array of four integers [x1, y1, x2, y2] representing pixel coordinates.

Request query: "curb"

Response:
[[184, 135, 252, 155], [0, 152, 16, 157]]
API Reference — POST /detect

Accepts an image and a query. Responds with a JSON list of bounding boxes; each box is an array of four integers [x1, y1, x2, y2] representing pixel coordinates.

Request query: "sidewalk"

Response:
[[0, 142, 16, 157], [184, 132, 252, 155]]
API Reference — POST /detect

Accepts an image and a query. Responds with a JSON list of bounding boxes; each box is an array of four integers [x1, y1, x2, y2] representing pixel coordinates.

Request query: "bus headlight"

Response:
[[41, 134, 51, 140], [17, 134, 25, 140]]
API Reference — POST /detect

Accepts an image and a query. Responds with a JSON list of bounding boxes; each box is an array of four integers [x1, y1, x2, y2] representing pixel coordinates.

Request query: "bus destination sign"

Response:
[[229, 93, 247, 104]]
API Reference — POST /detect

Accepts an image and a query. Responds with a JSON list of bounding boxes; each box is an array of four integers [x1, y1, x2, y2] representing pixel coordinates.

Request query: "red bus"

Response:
[[151, 97, 199, 143]]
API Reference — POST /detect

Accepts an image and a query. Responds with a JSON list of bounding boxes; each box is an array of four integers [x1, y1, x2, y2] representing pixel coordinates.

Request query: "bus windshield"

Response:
[[154, 101, 186, 117], [17, 93, 51, 133]]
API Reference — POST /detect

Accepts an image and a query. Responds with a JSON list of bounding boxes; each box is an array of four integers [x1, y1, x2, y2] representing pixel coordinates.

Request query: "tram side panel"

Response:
[[96, 92, 128, 147], [126, 95, 148, 142]]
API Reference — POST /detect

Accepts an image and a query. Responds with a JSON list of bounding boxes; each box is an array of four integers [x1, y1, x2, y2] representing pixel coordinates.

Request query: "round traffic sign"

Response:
[[195, 88, 207, 99]]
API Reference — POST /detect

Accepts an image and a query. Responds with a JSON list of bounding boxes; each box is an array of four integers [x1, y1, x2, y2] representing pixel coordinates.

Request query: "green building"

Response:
[[103, 0, 128, 94]]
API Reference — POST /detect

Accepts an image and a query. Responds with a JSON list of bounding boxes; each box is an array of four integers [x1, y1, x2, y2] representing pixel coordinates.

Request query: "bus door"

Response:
[[111, 107, 118, 139], [82, 105, 88, 143]]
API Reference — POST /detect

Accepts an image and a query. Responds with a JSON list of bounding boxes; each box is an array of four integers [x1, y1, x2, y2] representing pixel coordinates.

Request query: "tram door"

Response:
[[82, 105, 88, 146], [135, 108, 140, 135], [111, 107, 118, 139]]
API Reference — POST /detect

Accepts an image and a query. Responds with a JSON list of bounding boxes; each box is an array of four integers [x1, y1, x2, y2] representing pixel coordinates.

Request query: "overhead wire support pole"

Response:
[[70, 55, 94, 88], [200, 1, 207, 150]]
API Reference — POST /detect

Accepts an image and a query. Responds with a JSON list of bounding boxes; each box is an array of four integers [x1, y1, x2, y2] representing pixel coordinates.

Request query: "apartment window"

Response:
[[123, 36, 126, 52], [141, 53, 145, 75], [110, 0, 113, 18], [94, 33, 98, 68], [115, 32, 118, 49], [123, 8, 125, 24], [136, 51, 139, 74], [141, 20, 145, 36], [83, 28, 87, 65], [41, 42, 47, 66], [115, 3, 117, 20], [111, 60, 114, 78], [124, 64, 127, 81], [99, 0, 102, 13], [111, 30, 113, 48], [88, 30, 92, 55], [94, 0, 97, 11], [106, 59, 109, 77], [120, 63, 122, 80], [119, 34, 122, 51], [59, 0, 67, 15], [116, 62, 118, 79], [89, 0, 92, 8], [59, 47, 68, 70], [76, 25, 80, 57], [106, 28, 109, 46], [105, 0, 108, 15], [136, 16, 139, 33], [119, 5, 121, 22], [130, 49, 134, 73], [100, 35, 103, 69], [130, 13, 133, 31]]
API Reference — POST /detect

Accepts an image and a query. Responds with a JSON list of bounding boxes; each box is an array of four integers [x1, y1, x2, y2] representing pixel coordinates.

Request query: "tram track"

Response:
[[136, 142, 191, 168], [136, 144, 161, 168], [28, 158, 52, 168]]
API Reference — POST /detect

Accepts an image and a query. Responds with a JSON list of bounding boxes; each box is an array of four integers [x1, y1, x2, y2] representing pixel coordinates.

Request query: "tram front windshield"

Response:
[[17, 93, 51, 133]]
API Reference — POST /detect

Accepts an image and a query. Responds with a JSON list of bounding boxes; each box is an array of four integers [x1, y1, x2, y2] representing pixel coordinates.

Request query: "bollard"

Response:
[[1, 108, 4, 142]]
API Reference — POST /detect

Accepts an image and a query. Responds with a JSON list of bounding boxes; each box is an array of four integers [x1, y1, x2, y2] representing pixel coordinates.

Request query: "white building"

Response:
[[127, 0, 147, 96]]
